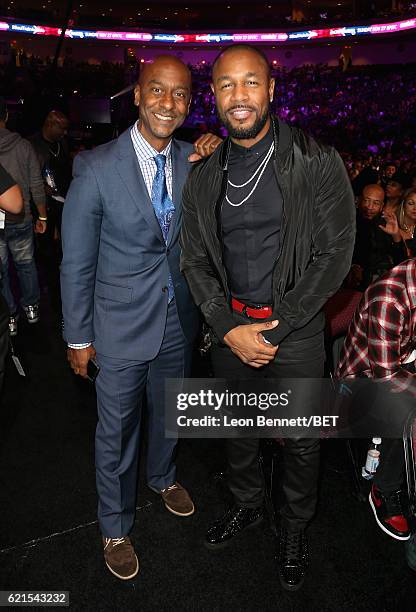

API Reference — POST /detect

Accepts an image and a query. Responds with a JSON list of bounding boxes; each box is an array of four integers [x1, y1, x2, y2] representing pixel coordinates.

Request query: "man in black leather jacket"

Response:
[[348, 184, 407, 291], [180, 44, 355, 591]]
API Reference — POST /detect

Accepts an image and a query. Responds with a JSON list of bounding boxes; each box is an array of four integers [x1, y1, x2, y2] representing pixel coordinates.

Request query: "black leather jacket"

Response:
[[353, 211, 407, 290], [180, 116, 356, 346]]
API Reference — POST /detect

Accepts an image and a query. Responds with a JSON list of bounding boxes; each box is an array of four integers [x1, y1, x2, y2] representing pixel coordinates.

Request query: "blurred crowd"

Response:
[[2, 58, 415, 166]]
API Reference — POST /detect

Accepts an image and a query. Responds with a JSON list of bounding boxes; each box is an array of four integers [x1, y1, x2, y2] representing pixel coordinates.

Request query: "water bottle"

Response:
[[43, 166, 57, 193], [362, 437, 382, 480]]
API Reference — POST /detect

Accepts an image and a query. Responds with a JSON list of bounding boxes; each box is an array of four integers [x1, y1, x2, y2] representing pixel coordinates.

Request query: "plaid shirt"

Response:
[[336, 259, 416, 395]]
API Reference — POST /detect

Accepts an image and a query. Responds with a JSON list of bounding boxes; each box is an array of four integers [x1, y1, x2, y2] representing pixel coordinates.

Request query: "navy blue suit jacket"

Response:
[[60, 127, 199, 360]]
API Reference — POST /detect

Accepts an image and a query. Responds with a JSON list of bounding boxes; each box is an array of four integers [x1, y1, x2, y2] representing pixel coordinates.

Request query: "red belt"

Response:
[[231, 297, 273, 319]]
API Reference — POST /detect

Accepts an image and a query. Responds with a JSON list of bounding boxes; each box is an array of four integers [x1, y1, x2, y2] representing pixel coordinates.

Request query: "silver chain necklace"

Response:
[[226, 142, 274, 207], [49, 142, 60, 158]]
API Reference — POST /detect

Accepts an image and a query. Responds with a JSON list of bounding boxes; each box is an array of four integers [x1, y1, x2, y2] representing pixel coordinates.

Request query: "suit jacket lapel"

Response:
[[169, 139, 190, 246], [115, 129, 164, 244]]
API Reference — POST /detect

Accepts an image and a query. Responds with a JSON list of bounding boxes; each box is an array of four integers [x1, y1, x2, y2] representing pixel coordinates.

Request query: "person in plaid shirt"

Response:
[[337, 258, 416, 542]]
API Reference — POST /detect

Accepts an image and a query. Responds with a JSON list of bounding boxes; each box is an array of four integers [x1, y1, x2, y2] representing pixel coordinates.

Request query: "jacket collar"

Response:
[[218, 115, 293, 170]]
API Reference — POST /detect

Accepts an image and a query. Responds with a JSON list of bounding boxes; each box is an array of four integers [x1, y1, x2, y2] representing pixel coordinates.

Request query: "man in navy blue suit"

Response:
[[61, 56, 219, 580]]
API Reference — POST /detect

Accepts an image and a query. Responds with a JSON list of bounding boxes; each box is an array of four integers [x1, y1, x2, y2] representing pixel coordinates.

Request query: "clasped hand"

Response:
[[223, 320, 279, 368]]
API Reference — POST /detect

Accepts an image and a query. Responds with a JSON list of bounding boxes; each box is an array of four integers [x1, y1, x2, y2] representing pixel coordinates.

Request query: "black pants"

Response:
[[347, 375, 415, 495], [211, 327, 325, 532], [0, 292, 9, 394]]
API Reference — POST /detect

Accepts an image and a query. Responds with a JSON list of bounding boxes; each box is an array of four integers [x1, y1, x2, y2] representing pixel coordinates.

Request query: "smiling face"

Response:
[[211, 47, 275, 147], [134, 56, 191, 151]]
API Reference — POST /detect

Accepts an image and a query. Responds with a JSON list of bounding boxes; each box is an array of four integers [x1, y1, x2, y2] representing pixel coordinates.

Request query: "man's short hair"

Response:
[[212, 44, 271, 80], [0, 97, 7, 122]]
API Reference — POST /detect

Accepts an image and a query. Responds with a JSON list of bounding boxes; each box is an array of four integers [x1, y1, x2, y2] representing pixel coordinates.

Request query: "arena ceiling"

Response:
[[0, 1, 406, 30]]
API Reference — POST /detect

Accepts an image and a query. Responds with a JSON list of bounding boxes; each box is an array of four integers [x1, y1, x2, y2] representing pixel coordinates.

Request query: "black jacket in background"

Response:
[[180, 115, 356, 346], [29, 132, 72, 198], [353, 211, 407, 290]]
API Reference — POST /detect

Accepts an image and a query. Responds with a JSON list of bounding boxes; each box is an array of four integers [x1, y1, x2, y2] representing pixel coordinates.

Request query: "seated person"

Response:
[[380, 162, 397, 190], [346, 184, 407, 291], [384, 173, 407, 215], [351, 163, 379, 198], [398, 188, 416, 257], [337, 259, 416, 543]]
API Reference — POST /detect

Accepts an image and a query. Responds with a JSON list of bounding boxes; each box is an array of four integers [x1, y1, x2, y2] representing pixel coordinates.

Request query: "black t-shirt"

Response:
[[30, 133, 72, 197], [0, 163, 16, 196], [221, 123, 282, 304]]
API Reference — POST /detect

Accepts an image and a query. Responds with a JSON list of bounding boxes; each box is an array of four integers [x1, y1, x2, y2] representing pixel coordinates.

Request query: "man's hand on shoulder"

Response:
[[67, 345, 96, 378], [223, 320, 279, 368], [188, 133, 222, 162]]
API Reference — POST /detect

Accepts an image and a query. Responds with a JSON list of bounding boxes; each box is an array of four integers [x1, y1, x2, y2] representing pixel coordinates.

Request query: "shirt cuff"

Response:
[[261, 318, 293, 346], [68, 342, 92, 349]]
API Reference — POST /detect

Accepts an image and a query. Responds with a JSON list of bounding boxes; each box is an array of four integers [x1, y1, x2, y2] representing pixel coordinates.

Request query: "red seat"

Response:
[[324, 288, 363, 339]]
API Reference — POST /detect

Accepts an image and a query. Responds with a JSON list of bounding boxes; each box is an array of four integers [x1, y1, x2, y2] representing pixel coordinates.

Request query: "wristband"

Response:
[[38, 216, 48, 221]]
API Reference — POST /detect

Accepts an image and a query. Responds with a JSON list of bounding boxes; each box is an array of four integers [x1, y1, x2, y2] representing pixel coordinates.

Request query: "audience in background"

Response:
[[384, 173, 408, 214], [346, 184, 407, 291], [398, 188, 416, 257], [1, 60, 416, 173]]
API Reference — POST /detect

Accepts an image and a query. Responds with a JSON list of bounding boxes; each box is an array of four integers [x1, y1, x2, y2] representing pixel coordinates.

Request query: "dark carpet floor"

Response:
[[1, 294, 415, 612]]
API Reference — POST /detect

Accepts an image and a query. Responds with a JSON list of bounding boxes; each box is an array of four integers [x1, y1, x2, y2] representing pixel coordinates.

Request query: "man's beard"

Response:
[[220, 107, 269, 140]]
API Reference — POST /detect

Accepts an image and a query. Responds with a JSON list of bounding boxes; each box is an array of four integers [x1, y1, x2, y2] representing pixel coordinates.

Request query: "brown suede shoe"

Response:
[[103, 537, 139, 580], [160, 482, 195, 517]]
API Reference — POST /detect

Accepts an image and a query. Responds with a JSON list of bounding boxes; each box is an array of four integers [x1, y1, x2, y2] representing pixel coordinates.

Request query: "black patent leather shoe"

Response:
[[277, 528, 308, 591], [205, 505, 263, 549]]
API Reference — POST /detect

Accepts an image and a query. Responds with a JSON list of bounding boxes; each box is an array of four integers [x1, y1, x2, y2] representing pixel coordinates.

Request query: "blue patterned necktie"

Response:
[[151, 154, 175, 301]]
